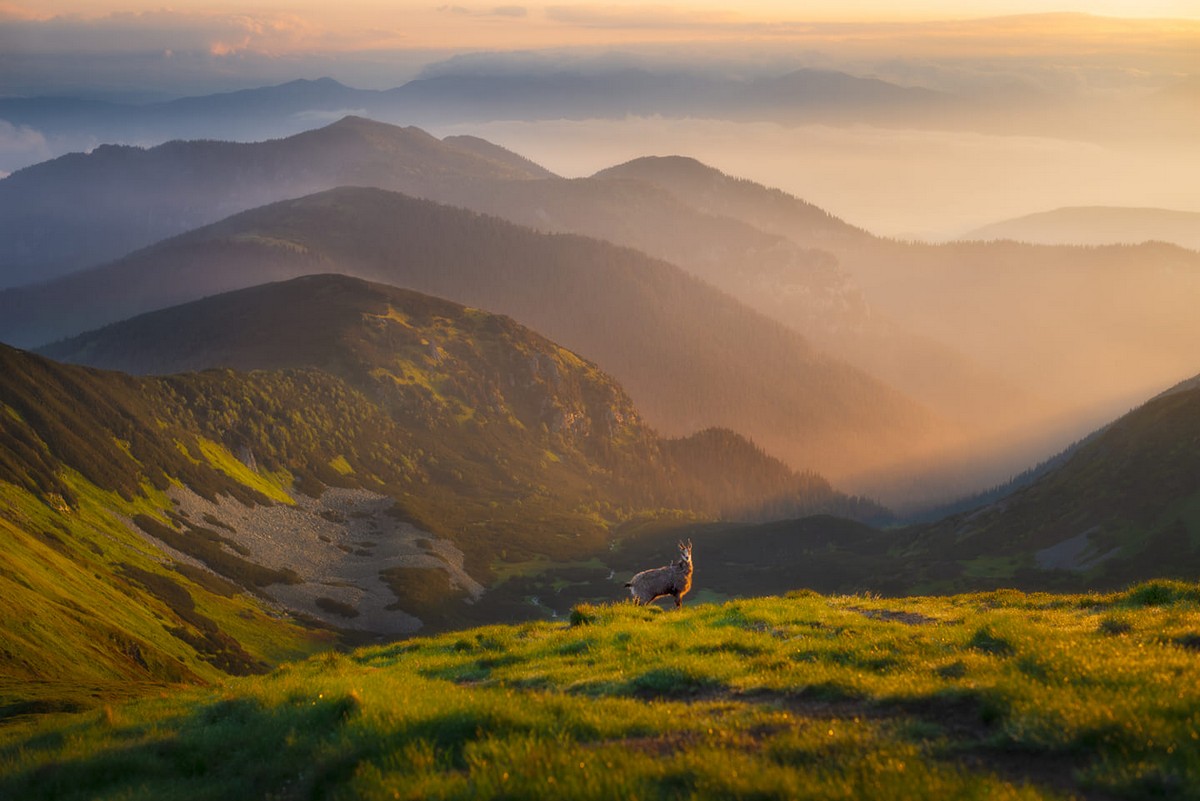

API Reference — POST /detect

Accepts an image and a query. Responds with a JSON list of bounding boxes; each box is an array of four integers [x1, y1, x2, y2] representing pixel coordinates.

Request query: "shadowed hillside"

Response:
[[627, 378, 1200, 600]]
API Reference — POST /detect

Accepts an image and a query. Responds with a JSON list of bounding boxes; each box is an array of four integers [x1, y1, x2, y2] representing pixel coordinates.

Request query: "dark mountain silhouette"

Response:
[[962, 206, 1200, 251], [16, 190, 947, 483]]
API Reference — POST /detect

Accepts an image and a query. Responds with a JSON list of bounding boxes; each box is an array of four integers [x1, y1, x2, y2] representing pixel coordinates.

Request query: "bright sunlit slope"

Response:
[[3, 585, 1200, 800], [0, 344, 335, 716]]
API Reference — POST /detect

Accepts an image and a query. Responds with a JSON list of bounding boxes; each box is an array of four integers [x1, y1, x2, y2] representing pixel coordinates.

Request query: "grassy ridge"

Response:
[[4, 583, 1199, 800]]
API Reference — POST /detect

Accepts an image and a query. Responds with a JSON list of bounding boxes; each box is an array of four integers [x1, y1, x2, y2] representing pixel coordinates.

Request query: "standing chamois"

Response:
[[625, 540, 693, 608]]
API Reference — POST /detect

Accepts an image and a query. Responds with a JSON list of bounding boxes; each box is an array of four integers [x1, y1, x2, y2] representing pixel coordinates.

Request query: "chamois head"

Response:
[[678, 539, 693, 566]]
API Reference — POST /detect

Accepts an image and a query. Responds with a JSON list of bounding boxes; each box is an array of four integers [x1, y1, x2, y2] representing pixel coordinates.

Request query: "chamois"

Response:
[[625, 540, 693, 608]]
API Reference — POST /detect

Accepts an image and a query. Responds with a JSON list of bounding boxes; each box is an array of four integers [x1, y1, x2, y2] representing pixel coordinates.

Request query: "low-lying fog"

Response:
[[432, 116, 1200, 241]]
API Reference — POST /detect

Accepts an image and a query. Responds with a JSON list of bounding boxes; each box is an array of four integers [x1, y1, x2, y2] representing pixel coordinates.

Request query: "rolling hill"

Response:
[[0, 117, 874, 370], [0, 117, 1047, 445], [962, 206, 1200, 251], [9, 115, 1197, 502], [39, 272, 871, 528], [8, 187, 948, 484]]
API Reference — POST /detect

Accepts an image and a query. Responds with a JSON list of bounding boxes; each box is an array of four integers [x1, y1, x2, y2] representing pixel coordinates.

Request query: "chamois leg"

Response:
[[673, 592, 682, 609]]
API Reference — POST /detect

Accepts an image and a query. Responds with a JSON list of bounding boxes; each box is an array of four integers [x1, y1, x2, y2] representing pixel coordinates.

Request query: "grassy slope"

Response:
[[903, 384, 1200, 592], [3, 583, 1199, 800], [0, 344, 336, 716], [0, 460, 329, 719]]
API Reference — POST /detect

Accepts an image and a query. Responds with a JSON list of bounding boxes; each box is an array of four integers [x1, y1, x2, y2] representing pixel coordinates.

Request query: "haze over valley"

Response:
[[2, 5, 1199, 797]]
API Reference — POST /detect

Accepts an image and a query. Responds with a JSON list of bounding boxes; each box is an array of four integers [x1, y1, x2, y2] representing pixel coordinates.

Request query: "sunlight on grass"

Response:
[[3, 584, 1199, 799], [195, 437, 295, 505]]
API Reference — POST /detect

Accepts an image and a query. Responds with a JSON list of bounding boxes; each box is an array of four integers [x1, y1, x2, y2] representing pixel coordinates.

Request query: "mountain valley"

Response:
[[1, 101, 1198, 774]]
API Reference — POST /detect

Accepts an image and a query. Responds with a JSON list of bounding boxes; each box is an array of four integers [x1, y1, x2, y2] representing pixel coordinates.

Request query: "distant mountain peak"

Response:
[[590, 154, 710, 179], [962, 205, 1200, 250], [597, 155, 715, 180]]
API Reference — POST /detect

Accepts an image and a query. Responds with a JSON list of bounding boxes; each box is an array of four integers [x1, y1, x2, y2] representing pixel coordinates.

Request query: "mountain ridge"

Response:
[[961, 205, 1200, 251], [10, 187, 948, 484]]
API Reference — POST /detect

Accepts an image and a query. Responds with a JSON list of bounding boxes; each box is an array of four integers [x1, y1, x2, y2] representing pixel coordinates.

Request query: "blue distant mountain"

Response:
[[0, 69, 953, 174]]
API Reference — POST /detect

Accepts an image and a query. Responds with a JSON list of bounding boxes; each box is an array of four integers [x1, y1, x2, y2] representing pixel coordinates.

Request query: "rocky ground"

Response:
[[140, 487, 486, 635]]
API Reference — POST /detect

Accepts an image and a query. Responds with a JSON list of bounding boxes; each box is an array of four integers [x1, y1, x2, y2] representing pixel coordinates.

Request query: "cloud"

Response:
[[289, 108, 371, 124], [438, 4, 529, 19], [544, 4, 735, 30], [0, 119, 51, 173], [0, 9, 327, 58]]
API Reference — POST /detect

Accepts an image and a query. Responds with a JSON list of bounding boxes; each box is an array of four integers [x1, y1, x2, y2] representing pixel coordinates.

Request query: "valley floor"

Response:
[[3, 582, 1199, 800]]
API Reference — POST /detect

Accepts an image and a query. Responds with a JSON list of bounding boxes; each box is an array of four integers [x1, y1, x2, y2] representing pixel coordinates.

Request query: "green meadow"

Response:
[[4, 581, 1200, 800]]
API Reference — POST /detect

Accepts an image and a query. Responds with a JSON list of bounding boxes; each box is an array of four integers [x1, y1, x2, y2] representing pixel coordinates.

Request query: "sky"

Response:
[[2, 2, 1198, 235], [4, 2, 1200, 76]]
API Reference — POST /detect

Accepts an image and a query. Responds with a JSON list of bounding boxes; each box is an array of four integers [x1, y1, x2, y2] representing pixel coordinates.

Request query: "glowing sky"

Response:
[[2, 1, 1196, 233], [4, 1, 1200, 57]]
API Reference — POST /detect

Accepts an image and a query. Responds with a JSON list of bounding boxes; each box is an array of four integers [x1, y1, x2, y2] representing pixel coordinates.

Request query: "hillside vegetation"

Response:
[[3, 584, 1199, 800], [0, 344, 334, 715]]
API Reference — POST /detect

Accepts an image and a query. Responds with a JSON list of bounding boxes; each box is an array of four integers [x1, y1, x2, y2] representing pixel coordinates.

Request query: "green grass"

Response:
[[0, 468, 330, 719], [194, 437, 295, 505], [4, 583, 1199, 800]]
